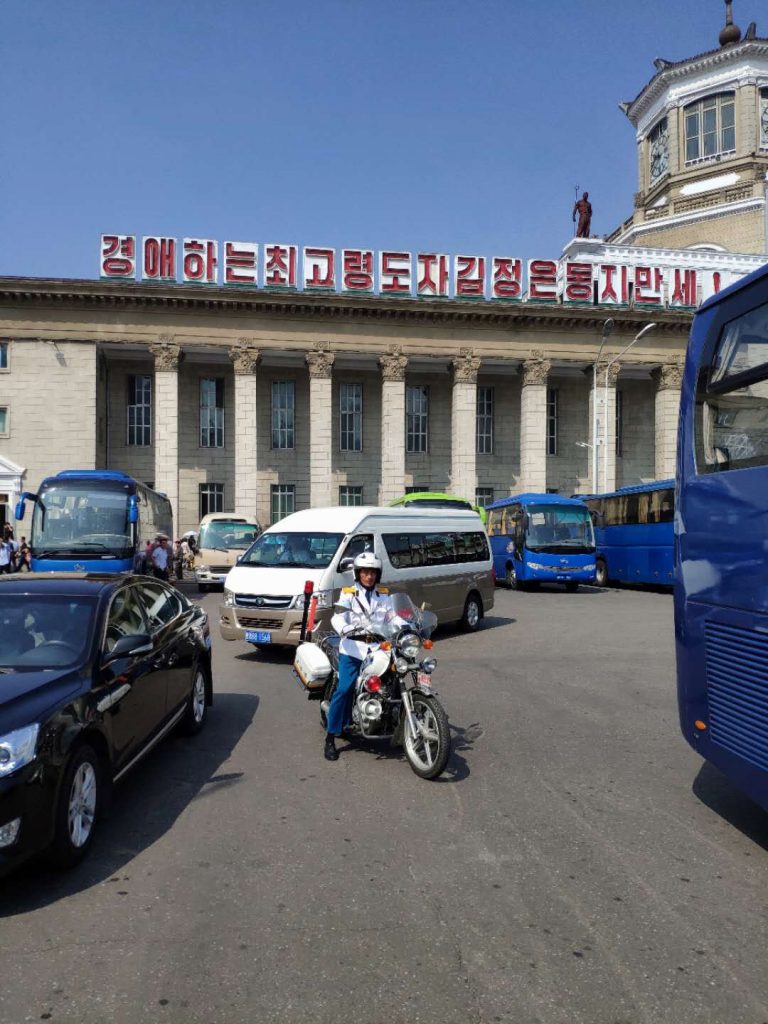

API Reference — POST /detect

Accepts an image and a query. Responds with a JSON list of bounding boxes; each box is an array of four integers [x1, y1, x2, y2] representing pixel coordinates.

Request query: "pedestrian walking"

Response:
[[151, 536, 170, 581], [173, 540, 184, 581]]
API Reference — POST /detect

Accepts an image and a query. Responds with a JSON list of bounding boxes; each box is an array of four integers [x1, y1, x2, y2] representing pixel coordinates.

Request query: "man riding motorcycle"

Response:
[[324, 551, 393, 762]]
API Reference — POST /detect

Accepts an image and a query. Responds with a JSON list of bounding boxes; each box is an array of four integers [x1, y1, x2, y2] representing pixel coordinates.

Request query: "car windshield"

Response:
[[525, 504, 595, 552], [239, 532, 344, 569], [32, 482, 132, 557], [198, 521, 260, 551], [0, 594, 96, 669]]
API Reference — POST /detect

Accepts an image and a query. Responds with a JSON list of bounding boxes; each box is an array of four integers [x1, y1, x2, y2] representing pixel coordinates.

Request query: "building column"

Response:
[[378, 347, 408, 504], [519, 351, 550, 493], [150, 337, 181, 529], [652, 361, 683, 479], [306, 346, 335, 508], [229, 339, 261, 517], [450, 348, 481, 501], [590, 360, 620, 494]]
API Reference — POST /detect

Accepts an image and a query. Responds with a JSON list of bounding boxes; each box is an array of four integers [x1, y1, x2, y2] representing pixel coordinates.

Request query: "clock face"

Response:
[[761, 105, 768, 142], [650, 128, 669, 181]]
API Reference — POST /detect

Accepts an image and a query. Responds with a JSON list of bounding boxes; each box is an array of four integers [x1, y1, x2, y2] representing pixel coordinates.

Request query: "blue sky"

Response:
[[0, 0, 747, 280]]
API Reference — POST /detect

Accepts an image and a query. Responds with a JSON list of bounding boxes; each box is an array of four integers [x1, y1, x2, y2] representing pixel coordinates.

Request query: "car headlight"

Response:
[[399, 633, 422, 659], [197, 564, 210, 574], [223, 587, 236, 607], [0, 724, 40, 778], [583, 564, 596, 572], [527, 562, 544, 570]]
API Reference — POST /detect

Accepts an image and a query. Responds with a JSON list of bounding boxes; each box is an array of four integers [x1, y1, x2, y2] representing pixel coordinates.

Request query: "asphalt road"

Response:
[[2, 584, 768, 1024]]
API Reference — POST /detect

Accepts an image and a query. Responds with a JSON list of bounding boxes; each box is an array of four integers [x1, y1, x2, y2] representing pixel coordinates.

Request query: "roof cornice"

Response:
[[623, 40, 768, 126], [0, 276, 693, 335]]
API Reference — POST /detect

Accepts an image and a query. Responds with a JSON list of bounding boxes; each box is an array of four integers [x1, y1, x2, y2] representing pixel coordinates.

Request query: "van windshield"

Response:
[[239, 532, 344, 569], [198, 521, 260, 551]]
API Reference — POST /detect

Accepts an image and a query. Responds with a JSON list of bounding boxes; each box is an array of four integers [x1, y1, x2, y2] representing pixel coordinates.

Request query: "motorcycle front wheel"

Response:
[[403, 694, 451, 780]]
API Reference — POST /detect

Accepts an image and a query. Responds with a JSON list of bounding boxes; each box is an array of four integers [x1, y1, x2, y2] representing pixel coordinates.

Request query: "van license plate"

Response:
[[416, 672, 432, 687], [246, 630, 272, 643]]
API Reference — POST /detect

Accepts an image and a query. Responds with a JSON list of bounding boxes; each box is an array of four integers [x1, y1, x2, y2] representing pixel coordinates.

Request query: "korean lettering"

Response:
[[634, 266, 664, 305], [417, 253, 450, 297], [142, 237, 176, 281], [264, 244, 298, 289], [598, 263, 630, 305], [223, 242, 258, 286], [669, 268, 698, 308], [100, 235, 136, 279], [182, 238, 218, 284], [491, 258, 522, 300], [342, 249, 374, 293], [527, 259, 558, 301], [563, 262, 594, 303], [303, 247, 336, 290], [379, 251, 412, 295], [454, 256, 486, 298]]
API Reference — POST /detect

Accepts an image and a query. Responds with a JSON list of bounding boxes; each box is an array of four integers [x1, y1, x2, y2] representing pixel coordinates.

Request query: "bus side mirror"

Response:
[[15, 498, 25, 521], [127, 496, 139, 524]]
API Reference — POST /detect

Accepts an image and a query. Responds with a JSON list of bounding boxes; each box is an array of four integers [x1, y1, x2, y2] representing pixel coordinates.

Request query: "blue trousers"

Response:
[[326, 654, 362, 737]]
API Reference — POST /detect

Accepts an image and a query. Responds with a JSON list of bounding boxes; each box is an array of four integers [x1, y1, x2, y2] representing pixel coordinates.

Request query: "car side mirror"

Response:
[[103, 633, 153, 664], [339, 557, 354, 573]]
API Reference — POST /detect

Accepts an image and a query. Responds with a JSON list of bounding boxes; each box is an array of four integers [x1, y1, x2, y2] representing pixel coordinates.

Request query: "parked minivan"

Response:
[[195, 513, 261, 591], [219, 506, 494, 647]]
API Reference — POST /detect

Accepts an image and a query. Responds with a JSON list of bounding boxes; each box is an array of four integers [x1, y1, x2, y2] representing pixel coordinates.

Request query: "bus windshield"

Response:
[[525, 504, 595, 553], [32, 482, 133, 558], [198, 521, 260, 552], [239, 532, 344, 569]]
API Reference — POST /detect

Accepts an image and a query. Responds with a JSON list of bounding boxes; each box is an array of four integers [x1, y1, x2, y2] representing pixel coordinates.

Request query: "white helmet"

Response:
[[353, 551, 383, 585]]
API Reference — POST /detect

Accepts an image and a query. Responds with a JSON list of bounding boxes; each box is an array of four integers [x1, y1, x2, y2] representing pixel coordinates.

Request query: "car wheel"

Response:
[[460, 592, 483, 632], [180, 666, 208, 735], [48, 743, 102, 869]]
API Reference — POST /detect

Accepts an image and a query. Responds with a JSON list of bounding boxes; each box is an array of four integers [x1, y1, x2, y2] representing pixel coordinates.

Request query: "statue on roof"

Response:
[[572, 191, 593, 238]]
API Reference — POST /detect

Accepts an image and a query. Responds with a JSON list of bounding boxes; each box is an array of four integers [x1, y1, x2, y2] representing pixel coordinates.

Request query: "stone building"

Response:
[[0, 3, 766, 534], [608, 2, 768, 253]]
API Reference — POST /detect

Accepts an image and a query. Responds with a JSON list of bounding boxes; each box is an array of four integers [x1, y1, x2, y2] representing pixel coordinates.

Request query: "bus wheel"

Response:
[[595, 559, 608, 588], [505, 563, 518, 590]]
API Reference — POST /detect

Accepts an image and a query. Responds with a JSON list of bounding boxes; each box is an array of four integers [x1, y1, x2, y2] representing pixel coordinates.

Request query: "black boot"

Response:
[[324, 734, 339, 761]]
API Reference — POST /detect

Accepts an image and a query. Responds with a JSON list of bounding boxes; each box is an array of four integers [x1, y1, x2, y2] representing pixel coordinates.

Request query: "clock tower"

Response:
[[608, 2, 768, 254]]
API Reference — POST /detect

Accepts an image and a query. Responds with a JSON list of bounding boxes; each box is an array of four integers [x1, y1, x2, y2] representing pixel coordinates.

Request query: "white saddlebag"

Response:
[[294, 643, 332, 691]]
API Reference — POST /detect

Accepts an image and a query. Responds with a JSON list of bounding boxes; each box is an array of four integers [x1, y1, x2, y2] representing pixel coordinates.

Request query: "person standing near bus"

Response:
[[151, 537, 170, 581]]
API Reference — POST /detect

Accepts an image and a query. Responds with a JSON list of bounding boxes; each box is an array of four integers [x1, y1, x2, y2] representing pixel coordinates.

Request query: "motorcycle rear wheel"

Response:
[[404, 694, 451, 780]]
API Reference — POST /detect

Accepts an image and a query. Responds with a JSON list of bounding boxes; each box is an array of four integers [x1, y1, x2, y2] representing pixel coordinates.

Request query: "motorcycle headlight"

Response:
[[420, 656, 437, 674], [395, 657, 409, 674], [399, 633, 422, 659], [0, 723, 39, 778], [223, 587, 236, 607]]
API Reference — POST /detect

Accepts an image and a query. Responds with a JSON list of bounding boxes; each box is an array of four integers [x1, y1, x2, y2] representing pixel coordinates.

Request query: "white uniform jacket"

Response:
[[331, 583, 394, 660]]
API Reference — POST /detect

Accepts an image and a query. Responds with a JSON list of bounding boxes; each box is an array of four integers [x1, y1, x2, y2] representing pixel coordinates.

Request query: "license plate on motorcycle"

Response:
[[245, 630, 272, 644], [416, 671, 432, 687]]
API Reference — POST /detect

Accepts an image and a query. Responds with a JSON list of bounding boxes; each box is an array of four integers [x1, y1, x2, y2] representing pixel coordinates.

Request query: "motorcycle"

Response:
[[315, 593, 451, 780]]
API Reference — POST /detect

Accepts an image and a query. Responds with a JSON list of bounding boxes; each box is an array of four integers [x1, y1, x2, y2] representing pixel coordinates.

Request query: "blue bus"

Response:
[[580, 480, 675, 588], [16, 470, 173, 573], [486, 493, 596, 591], [677, 261, 768, 813]]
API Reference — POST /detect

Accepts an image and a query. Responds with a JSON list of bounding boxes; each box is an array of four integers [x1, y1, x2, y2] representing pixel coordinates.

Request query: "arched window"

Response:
[[684, 92, 735, 163]]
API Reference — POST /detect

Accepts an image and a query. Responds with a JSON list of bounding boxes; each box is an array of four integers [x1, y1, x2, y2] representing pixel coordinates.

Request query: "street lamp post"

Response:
[[592, 319, 614, 492], [601, 322, 657, 492]]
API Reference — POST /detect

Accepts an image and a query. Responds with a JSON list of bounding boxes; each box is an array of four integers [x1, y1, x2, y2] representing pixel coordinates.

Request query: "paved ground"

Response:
[[2, 584, 768, 1024]]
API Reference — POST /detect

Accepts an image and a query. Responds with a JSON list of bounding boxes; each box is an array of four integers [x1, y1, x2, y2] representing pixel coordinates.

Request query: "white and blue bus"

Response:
[[16, 470, 173, 573], [580, 480, 675, 589], [487, 493, 596, 591]]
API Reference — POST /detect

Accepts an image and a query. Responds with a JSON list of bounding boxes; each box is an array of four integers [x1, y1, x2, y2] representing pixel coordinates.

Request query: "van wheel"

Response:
[[460, 593, 483, 632], [595, 559, 608, 588], [505, 563, 518, 590]]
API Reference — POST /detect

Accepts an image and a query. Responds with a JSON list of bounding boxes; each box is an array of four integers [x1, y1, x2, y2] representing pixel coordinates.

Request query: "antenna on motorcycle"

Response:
[[299, 579, 315, 643]]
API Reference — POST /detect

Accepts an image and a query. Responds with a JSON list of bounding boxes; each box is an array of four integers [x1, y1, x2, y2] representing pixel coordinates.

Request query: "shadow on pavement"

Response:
[[0, 692, 259, 916], [340, 718, 478, 784], [692, 761, 768, 851], [438, 615, 514, 641]]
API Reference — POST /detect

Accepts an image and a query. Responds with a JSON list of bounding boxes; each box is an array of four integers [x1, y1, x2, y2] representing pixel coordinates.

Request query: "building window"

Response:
[[616, 389, 624, 458], [0, 406, 8, 437], [405, 485, 425, 494], [760, 88, 768, 148], [271, 484, 295, 524], [339, 485, 363, 506], [271, 381, 295, 449], [475, 487, 494, 507], [200, 378, 224, 448], [127, 374, 152, 446], [547, 388, 558, 456], [406, 385, 429, 453], [684, 92, 735, 163], [0, 342, 8, 371], [648, 117, 669, 183], [199, 483, 224, 518], [476, 386, 494, 454], [340, 383, 363, 452]]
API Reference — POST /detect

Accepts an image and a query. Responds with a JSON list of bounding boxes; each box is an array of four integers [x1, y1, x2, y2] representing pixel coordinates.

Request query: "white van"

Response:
[[219, 506, 494, 647], [195, 513, 261, 590]]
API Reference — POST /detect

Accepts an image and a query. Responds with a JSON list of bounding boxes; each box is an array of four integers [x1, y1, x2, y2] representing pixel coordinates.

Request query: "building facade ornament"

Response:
[[229, 338, 262, 374], [593, 360, 622, 386], [379, 346, 409, 382], [305, 346, 335, 379], [652, 360, 684, 390], [451, 347, 481, 384], [521, 350, 551, 386], [150, 337, 182, 371]]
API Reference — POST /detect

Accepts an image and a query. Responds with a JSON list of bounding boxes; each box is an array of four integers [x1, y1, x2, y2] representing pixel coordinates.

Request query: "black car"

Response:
[[0, 573, 212, 875]]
